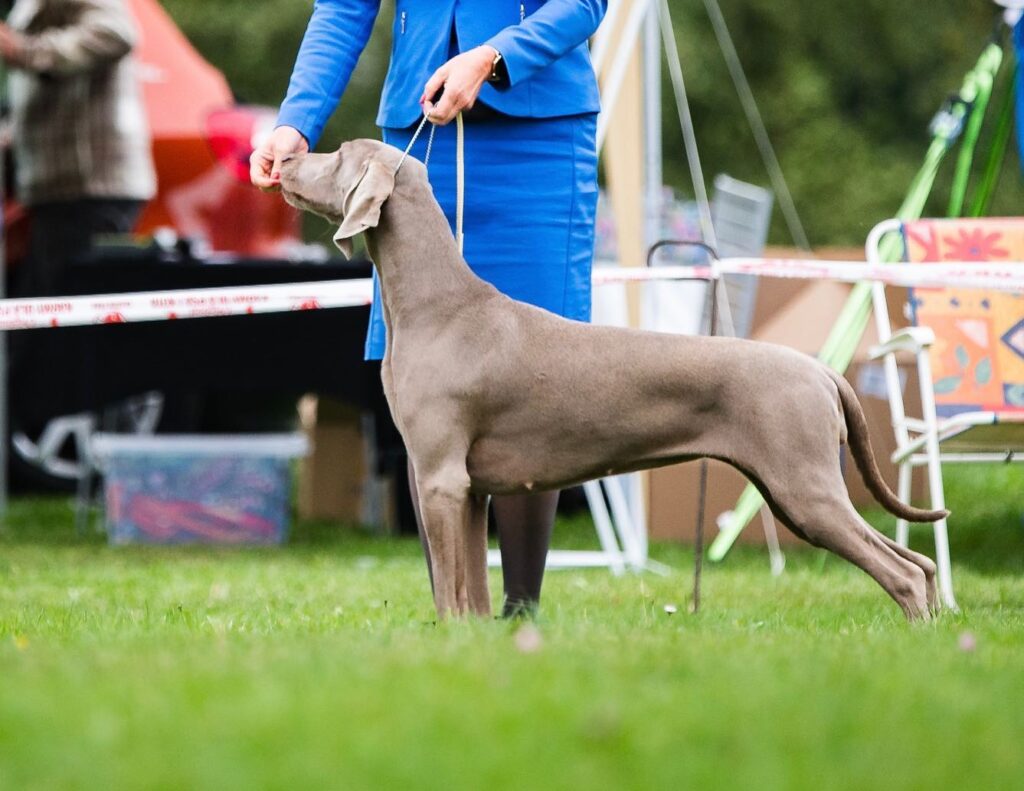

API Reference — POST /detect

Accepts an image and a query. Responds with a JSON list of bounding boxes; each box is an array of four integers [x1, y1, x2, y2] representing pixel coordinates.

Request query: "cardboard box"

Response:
[[648, 274, 926, 545], [649, 458, 795, 544], [297, 396, 396, 528]]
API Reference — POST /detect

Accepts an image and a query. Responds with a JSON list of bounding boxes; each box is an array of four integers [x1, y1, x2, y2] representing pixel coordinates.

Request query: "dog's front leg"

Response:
[[417, 472, 477, 620], [465, 493, 492, 617]]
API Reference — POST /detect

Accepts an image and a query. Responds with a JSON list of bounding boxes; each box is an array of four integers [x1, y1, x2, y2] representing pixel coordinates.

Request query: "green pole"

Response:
[[948, 44, 1003, 217], [969, 63, 1017, 218]]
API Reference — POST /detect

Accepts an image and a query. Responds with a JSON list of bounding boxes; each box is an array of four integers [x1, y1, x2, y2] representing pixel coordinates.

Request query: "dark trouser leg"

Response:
[[8, 198, 146, 441], [407, 458, 557, 617], [17, 201, 77, 298], [493, 491, 558, 618], [17, 198, 144, 298]]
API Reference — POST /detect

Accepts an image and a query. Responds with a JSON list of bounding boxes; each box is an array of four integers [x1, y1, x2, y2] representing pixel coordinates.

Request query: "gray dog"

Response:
[[279, 139, 947, 621]]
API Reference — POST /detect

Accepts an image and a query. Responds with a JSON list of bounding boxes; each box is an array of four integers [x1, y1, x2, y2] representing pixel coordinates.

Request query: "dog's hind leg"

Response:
[[749, 461, 932, 620], [875, 532, 939, 614], [780, 496, 929, 620]]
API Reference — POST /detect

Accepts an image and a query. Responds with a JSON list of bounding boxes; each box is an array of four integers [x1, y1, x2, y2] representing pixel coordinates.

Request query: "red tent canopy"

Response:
[[128, 0, 234, 140]]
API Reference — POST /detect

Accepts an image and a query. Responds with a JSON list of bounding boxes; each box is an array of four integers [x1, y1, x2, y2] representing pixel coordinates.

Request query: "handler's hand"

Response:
[[250, 125, 309, 192], [420, 46, 497, 125]]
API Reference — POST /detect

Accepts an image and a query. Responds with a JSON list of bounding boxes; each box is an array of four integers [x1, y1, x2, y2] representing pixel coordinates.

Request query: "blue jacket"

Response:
[[276, 0, 606, 148]]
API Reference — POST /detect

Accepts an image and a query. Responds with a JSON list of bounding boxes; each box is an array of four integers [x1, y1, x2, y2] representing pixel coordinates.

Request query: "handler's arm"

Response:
[[275, 0, 383, 149], [2, 0, 135, 76], [484, 0, 607, 88]]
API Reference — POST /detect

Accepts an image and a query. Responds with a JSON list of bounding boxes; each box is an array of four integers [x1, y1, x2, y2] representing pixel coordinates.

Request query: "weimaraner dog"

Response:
[[279, 139, 947, 622]]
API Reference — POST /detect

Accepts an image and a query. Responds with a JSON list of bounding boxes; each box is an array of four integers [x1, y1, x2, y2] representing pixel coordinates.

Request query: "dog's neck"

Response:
[[364, 176, 488, 334]]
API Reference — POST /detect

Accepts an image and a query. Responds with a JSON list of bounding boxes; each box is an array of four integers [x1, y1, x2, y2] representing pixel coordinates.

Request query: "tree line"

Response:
[[161, 0, 1022, 246]]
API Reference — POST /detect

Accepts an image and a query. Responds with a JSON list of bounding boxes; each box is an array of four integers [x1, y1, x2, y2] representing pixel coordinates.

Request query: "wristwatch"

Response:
[[487, 49, 506, 83]]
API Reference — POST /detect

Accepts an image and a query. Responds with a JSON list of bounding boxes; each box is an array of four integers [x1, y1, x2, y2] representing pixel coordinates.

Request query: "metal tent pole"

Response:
[[0, 54, 7, 517], [629, 6, 663, 555], [596, 0, 653, 152], [643, 5, 662, 251], [1, 206, 6, 518], [656, 0, 735, 339]]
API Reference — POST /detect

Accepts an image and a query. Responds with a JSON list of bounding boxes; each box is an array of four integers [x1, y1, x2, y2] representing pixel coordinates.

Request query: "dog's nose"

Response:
[[277, 154, 302, 183]]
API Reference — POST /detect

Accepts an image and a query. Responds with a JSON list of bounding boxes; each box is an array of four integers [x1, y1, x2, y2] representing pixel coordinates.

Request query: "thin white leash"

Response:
[[394, 113, 435, 171], [395, 110, 465, 255], [454, 112, 464, 254]]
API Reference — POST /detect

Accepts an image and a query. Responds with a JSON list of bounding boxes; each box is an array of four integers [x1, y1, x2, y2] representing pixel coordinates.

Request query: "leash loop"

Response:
[[423, 121, 436, 170], [394, 113, 431, 173], [393, 110, 464, 254], [395, 111, 440, 173]]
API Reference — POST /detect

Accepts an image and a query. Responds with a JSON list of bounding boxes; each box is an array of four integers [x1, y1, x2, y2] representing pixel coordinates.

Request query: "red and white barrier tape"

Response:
[[0, 279, 373, 331], [718, 257, 1024, 292], [2, 258, 1023, 331], [593, 258, 1024, 291]]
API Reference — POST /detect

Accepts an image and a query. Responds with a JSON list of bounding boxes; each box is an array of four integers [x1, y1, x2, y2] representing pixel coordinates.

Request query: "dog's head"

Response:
[[279, 139, 408, 259]]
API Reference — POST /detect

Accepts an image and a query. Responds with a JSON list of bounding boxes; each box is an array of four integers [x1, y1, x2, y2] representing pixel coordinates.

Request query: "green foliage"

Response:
[[159, 0, 1023, 246], [159, 0, 388, 147], [667, 0, 1024, 244]]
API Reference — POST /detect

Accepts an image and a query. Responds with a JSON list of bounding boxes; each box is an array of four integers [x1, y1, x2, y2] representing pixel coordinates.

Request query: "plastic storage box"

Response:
[[91, 433, 309, 545]]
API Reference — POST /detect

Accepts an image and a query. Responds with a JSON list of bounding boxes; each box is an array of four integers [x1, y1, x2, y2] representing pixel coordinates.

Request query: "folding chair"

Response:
[[867, 217, 1024, 610]]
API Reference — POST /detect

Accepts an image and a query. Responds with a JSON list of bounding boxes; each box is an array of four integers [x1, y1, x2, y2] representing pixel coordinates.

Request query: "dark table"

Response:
[[11, 247, 382, 426]]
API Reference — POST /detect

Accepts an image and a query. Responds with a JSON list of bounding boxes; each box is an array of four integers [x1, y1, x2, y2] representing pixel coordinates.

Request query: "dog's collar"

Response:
[[393, 111, 464, 255]]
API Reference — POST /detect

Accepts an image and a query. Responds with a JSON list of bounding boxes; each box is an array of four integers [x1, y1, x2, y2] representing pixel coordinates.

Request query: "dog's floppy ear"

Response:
[[333, 159, 396, 259]]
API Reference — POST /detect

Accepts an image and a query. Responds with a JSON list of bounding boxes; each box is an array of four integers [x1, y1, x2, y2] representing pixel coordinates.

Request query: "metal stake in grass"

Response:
[[692, 260, 720, 615], [692, 459, 708, 614], [647, 237, 720, 614], [646, 240, 721, 615]]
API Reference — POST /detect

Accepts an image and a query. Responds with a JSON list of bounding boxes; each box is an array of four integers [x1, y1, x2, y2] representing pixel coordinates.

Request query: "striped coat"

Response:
[[6, 0, 155, 205]]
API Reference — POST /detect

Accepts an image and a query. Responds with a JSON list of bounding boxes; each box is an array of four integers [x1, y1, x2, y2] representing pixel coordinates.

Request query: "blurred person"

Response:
[[0, 0, 155, 297], [252, 1, 605, 617]]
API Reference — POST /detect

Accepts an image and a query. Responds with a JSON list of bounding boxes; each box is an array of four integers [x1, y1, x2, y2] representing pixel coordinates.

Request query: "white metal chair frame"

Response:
[[866, 218, 1024, 611]]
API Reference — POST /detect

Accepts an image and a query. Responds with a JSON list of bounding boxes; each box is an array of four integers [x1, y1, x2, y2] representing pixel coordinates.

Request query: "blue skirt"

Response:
[[365, 112, 598, 360]]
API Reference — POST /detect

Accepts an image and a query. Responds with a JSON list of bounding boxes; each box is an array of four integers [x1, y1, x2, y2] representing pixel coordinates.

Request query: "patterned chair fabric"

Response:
[[902, 218, 1024, 416]]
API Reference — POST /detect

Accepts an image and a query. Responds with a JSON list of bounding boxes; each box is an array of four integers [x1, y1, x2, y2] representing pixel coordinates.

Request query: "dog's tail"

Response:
[[829, 369, 949, 523]]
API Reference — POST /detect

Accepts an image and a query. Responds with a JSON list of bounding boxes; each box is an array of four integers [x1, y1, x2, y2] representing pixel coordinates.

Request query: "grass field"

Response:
[[1, 466, 1022, 790]]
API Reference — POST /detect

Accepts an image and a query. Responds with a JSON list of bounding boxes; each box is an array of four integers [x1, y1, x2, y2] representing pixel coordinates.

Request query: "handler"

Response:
[[0, 0, 155, 298], [252, 0, 605, 618]]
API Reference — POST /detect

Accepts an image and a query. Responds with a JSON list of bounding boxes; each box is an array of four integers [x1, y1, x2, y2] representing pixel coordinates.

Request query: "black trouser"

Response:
[[9, 198, 145, 427], [15, 197, 144, 298]]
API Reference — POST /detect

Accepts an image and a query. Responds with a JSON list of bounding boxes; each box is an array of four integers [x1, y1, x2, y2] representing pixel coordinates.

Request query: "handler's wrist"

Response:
[[273, 124, 310, 151], [480, 45, 506, 84]]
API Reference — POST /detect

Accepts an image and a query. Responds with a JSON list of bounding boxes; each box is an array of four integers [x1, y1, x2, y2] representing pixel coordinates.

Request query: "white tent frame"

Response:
[[494, 10, 663, 574], [489, 0, 683, 575]]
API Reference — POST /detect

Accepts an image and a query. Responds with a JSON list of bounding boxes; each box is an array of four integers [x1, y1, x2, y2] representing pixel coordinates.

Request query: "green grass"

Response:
[[1, 466, 1023, 790]]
